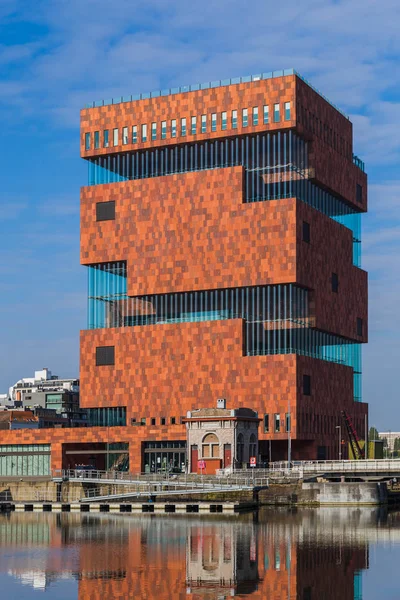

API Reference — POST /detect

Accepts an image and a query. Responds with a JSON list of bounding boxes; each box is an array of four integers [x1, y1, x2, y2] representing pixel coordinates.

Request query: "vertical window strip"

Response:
[[253, 106, 259, 126]]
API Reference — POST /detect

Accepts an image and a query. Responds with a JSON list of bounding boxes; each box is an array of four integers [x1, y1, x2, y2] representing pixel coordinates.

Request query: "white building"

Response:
[[378, 431, 400, 452], [9, 368, 79, 406]]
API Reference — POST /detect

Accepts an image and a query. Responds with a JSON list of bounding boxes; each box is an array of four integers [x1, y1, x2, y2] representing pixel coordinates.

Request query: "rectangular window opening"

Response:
[[253, 106, 259, 126], [303, 221, 310, 243], [274, 414, 280, 433], [132, 126, 137, 144], [151, 122, 157, 141], [332, 272, 339, 293], [141, 124, 147, 142], [96, 346, 115, 366], [122, 126, 128, 145], [113, 128, 118, 146], [221, 111, 227, 131], [191, 116, 196, 135], [96, 201, 115, 222], [181, 118, 187, 136], [232, 110, 237, 129], [103, 130, 109, 148], [273, 104, 280, 123], [356, 183, 363, 203], [357, 317, 363, 337], [303, 374, 311, 396], [263, 105, 269, 124], [284, 101, 291, 121], [161, 121, 167, 140], [211, 113, 217, 132], [264, 414, 269, 433], [242, 108, 248, 127], [85, 132, 91, 150], [94, 131, 100, 149], [201, 114, 206, 133], [171, 119, 177, 138]]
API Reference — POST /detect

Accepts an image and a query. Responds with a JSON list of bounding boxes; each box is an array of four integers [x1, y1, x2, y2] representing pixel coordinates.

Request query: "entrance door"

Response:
[[190, 445, 198, 473], [224, 444, 232, 468]]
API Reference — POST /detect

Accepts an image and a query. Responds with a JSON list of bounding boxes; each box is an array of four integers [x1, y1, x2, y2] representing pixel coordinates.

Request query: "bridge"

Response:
[[268, 459, 400, 480], [52, 469, 269, 503]]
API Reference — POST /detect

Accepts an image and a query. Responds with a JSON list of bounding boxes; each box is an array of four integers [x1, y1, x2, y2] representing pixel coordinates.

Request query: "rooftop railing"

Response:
[[84, 68, 349, 120], [353, 154, 365, 172]]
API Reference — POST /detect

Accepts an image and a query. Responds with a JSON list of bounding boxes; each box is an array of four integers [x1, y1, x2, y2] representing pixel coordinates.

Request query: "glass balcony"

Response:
[[87, 265, 362, 401], [86, 131, 362, 267]]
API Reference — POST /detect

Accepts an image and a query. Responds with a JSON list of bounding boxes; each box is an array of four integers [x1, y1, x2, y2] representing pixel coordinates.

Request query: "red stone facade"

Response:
[[0, 73, 368, 470]]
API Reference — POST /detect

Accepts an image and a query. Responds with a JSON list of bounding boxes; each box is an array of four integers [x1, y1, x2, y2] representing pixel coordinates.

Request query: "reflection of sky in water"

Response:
[[0, 509, 398, 599]]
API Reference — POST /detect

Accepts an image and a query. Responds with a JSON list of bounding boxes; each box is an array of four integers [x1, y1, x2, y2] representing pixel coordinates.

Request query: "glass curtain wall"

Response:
[[86, 131, 361, 266], [0, 445, 51, 477], [87, 263, 361, 400]]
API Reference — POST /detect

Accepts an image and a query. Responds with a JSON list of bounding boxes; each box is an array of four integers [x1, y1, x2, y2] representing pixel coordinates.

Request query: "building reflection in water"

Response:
[[0, 508, 398, 599]]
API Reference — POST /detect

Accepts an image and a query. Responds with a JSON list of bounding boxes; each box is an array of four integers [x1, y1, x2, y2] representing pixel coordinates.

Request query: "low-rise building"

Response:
[[185, 400, 260, 474], [0, 411, 39, 430], [378, 431, 400, 452], [8, 368, 86, 427]]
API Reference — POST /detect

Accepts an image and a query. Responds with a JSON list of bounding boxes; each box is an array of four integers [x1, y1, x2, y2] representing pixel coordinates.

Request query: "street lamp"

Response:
[[336, 426, 342, 461]]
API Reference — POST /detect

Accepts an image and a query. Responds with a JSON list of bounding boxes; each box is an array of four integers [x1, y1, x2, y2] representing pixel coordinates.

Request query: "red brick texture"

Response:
[[81, 168, 367, 342], [80, 75, 296, 157], [80, 74, 366, 209]]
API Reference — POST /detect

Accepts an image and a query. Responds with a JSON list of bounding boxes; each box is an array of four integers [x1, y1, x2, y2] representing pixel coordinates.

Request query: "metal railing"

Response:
[[83, 68, 349, 120], [53, 469, 269, 488], [269, 459, 400, 474]]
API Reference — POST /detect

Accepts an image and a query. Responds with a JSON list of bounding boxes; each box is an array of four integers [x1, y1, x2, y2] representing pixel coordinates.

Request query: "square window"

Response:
[[211, 113, 217, 132], [141, 124, 147, 142], [94, 131, 100, 149], [263, 105, 269, 124], [96, 200, 115, 222], [357, 317, 363, 337], [332, 272, 339, 293], [201, 114, 206, 133], [303, 221, 310, 243], [191, 116, 196, 135], [356, 183, 363, 203], [274, 103, 280, 123], [96, 346, 115, 366], [264, 414, 269, 433], [303, 374, 311, 396], [161, 417, 166, 425], [161, 121, 167, 139], [132, 126, 137, 144], [242, 108, 248, 127], [284, 101, 291, 121], [221, 111, 227, 131], [131, 418, 137, 424], [286, 413, 291, 432], [85, 132, 91, 150], [151, 122, 157, 141], [103, 129, 109, 148], [181, 117, 187, 136], [113, 128, 118, 146], [274, 414, 280, 433], [253, 106, 259, 126], [171, 119, 177, 138], [232, 110, 237, 129], [122, 126, 128, 145]]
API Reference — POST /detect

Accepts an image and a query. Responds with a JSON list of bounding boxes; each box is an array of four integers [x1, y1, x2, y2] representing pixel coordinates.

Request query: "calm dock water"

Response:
[[0, 507, 399, 599]]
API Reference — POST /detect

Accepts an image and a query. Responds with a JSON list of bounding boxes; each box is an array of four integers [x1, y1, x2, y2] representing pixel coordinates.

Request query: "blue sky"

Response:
[[0, 0, 399, 429]]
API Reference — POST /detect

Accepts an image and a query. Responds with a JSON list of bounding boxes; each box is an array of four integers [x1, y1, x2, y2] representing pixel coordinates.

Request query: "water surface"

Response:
[[0, 507, 399, 599]]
